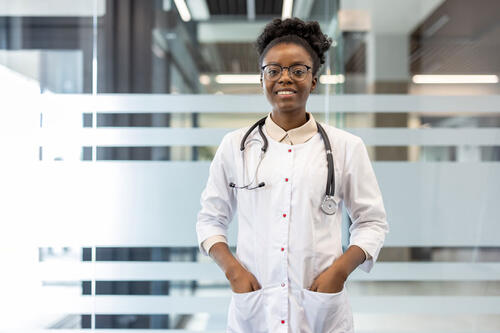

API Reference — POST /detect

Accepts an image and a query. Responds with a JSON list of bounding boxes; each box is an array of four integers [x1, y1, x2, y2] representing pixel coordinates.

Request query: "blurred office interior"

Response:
[[0, 0, 499, 331]]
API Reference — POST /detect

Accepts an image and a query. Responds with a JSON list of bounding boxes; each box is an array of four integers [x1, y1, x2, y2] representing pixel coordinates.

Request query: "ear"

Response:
[[310, 76, 318, 93]]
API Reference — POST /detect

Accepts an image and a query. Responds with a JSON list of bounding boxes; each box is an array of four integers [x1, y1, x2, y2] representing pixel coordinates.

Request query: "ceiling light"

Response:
[[319, 74, 345, 84], [215, 74, 260, 84], [199, 74, 211, 85], [412, 75, 499, 84], [173, 0, 191, 22], [282, 0, 293, 19], [187, 0, 210, 21], [338, 10, 371, 32]]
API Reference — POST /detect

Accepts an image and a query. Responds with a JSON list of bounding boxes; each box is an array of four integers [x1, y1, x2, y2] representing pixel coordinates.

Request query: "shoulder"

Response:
[[317, 123, 363, 147], [220, 126, 252, 147], [317, 123, 369, 171], [220, 121, 265, 147], [216, 125, 258, 157]]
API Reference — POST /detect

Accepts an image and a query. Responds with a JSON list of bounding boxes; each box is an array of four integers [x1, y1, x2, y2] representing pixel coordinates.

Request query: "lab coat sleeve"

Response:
[[196, 133, 237, 256], [343, 137, 389, 273], [201, 235, 228, 255], [360, 247, 371, 261]]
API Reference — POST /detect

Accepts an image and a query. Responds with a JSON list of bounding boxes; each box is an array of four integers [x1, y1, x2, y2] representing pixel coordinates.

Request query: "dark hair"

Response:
[[256, 18, 332, 76]]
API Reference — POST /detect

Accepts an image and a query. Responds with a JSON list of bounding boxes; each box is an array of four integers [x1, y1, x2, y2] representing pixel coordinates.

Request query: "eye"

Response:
[[291, 65, 308, 77], [266, 67, 280, 76], [292, 69, 306, 76]]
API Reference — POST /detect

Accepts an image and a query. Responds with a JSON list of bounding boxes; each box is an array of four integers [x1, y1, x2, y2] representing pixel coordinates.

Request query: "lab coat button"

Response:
[[281, 283, 285, 287], [285, 178, 288, 182], [288, 149, 292, 152], [281, 320, 285, 324], [281, 247, 284, 251], [282, 213, 286, 218]]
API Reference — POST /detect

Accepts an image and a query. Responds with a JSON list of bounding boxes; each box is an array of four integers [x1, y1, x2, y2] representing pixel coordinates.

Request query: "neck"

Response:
[[271, 109, 308, 131]]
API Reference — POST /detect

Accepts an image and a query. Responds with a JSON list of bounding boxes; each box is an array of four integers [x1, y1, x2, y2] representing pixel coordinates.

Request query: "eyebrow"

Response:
[[262, 61, 311, 67]]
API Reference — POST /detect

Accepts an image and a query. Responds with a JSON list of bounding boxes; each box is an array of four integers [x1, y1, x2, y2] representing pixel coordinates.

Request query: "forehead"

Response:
[[262, 43, 313, 65]]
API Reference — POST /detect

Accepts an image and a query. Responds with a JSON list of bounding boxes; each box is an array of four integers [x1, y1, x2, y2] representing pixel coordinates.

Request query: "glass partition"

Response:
[[1, 0, 499, 331]]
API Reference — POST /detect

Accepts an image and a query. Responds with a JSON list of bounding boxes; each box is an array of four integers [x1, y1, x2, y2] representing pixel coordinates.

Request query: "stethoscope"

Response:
[[229, 116, 338, 215]]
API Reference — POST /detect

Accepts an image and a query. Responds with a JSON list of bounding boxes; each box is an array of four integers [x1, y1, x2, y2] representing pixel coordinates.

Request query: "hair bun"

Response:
[[256, 18, 332, 71]]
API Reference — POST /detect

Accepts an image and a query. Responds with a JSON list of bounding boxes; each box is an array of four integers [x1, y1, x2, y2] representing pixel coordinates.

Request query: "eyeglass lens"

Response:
[[263, 65, 309, 81]]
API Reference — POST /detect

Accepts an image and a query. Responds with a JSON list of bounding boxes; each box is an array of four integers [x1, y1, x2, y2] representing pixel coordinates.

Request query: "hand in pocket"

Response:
[[309, 265, 347, 293], [226, 264, 261, 293]]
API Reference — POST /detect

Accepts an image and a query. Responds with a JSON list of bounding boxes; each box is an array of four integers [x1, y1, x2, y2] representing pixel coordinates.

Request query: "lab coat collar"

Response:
[[264, 112, 317, 145]]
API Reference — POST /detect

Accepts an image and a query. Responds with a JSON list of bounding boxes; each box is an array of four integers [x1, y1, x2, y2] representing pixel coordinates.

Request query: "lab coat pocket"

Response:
[[229, 289, 267, 332], [232, 289, 263, 319], [302, 287, 353, 332]]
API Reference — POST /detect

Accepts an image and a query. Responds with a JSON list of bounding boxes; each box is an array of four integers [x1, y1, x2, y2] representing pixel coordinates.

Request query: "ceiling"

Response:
[[205, 0, 283, 16], [339, 0, 445, 35], [410, 0, 500, 74]]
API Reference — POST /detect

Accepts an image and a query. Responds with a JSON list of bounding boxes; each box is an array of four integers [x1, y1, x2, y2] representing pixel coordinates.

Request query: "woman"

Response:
[[196, 18, 389, 333]]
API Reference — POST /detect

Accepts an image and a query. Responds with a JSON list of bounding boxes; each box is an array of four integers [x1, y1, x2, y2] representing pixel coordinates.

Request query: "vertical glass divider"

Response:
[[91, 0, 99, 331]]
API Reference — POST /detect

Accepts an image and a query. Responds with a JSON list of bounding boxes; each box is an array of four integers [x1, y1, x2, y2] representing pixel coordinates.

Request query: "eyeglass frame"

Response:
[[260, 64, 313, 82]]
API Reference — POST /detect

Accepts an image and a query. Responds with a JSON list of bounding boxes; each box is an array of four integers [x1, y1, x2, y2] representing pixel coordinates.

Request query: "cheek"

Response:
[[299, 83, 313, 98], [264, 82, 274, 97]]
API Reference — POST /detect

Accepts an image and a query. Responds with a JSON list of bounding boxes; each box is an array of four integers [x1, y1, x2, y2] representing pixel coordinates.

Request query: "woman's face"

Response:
[[261, 42, 317, 114]]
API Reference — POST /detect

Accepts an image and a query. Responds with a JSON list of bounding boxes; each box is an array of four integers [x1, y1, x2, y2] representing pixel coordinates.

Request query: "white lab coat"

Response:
[[196, 123, 389, 333]]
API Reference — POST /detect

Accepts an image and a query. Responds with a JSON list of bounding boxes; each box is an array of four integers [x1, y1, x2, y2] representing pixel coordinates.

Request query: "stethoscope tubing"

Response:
[[317, 122, 335, 197], [232, 117, 335, 201]]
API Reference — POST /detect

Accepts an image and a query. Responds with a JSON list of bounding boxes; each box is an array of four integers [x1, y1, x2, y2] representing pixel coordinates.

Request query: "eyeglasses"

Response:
[[261, 64, 312, 82]]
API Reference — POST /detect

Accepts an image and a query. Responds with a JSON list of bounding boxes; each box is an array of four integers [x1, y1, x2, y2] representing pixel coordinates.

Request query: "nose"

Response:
[[278, 68, 293, 84]]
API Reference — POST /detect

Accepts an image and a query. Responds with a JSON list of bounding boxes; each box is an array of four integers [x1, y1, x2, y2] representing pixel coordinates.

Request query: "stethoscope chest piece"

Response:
[[321, 196, 337, 215]]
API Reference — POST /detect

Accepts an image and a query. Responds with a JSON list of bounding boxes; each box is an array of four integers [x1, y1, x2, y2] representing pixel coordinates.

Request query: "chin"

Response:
[[274, 102, 302, 113]]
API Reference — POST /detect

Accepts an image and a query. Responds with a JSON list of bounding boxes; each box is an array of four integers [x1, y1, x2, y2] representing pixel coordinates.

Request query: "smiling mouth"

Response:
[[276, 90, 296, 95]]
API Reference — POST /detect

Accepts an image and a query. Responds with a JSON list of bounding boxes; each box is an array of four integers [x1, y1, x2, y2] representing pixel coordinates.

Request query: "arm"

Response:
[[344, 137, 389, 272], [309, 245, 365, 292], [196, 134, 260, 293], [196, 134, 236, 256], [202, 236, 261, 293], [209, 242, 261, 293], [310, 137, 389, 292]]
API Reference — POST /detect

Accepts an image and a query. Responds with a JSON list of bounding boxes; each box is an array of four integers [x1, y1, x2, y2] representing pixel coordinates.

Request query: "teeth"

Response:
[[277, 91, 295, 95]]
